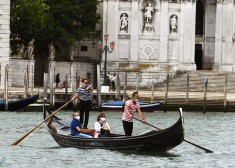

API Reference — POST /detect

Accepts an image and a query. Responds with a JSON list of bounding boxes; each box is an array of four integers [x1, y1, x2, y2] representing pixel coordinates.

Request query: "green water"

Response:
[[0, 111, 234, 168]]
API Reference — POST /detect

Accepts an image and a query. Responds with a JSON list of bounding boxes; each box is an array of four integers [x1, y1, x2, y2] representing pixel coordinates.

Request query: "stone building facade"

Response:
[[99, 0, 235, 72], [0, 1, 10, 89], [1, 0, 235, 88]]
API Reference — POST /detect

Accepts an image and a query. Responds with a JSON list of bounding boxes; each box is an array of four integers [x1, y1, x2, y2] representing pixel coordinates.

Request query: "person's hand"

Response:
[[142, 119, 146, 124], [129, 114, 133, 119]]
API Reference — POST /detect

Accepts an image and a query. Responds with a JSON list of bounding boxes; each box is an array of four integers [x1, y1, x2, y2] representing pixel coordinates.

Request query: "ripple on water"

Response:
[[0, 111, 234, 168]]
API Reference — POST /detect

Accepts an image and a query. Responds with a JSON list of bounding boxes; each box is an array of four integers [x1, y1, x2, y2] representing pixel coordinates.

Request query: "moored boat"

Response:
[[0, 94, 39, 111], [101, 101, 163, 112], [43, 105, 184, 151]]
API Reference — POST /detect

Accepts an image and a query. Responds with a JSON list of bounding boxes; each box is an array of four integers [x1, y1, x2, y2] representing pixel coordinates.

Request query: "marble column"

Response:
[[179, 1, 196, 70], [130, 0, 139, 61], [213, 0, 223, 70], [221, 1, 233, 71], [159, 1, 169, 63]]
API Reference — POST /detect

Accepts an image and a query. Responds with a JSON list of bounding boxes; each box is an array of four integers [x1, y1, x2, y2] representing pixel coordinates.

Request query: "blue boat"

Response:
[[101, 100, 163, 112]]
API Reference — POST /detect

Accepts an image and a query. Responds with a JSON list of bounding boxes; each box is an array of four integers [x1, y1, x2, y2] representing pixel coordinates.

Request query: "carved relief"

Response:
[[143, 45, 154, 59]]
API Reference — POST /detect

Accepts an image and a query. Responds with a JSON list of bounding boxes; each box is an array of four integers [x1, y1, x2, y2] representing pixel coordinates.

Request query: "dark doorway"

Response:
[[34, 58, 48, 86], [34, 49, 49, 87], [195, 44, 203, 70]]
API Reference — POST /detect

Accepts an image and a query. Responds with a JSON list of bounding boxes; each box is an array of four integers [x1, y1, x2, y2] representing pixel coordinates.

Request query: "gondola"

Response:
[[101, 101, 162, 112], [0, 94, 39, 111], [43, 105, 184, 151]]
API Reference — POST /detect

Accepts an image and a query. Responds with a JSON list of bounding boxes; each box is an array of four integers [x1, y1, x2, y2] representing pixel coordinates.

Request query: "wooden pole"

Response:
[[186, 73, 189, 108], [52, 67, 55, 107], [115, 72, 120, 100], [74, 73, 80, 110], [164, 74, 169, 112], [24, 66, 29, 98], [97, 64, 101, 108], [136, 73, 139, 92], [71, 67, 76, 110], [123, 72, 127, 101], [43, 73, 48, 99], [224, 74, 227, 112], [30, 66, 34, 96], [151, 80, 154, 103], [65, 74, 68, 100], [203, 77, 208, 113], [4, 64, 9, 111], [49, 69, 54, 108]]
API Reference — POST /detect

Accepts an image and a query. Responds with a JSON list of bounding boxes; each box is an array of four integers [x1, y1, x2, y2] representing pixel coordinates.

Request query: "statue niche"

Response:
[[120, 13, 128, 33], [142, 1, 156, 35], [170, 14, 178, 34]]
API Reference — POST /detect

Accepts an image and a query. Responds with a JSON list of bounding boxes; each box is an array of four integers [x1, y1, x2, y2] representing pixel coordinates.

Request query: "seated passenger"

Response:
[[94, 112, 110, 138], [70, 112, 95, 138]]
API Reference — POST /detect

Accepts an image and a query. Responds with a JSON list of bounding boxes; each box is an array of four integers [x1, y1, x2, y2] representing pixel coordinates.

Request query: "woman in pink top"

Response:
[[122, 91, 146, 136]]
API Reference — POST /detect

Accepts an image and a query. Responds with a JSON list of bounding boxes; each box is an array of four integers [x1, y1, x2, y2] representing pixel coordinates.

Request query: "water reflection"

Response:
[[119, 149, 180, 157]]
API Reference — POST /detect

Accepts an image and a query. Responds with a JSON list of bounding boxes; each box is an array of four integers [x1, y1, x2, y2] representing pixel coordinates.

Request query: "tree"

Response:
[[10, 0, 49, 55], [10, 0, 99, 56]]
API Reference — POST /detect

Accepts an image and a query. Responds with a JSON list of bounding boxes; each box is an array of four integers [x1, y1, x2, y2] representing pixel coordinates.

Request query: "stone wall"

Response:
[[9, 59, 35, 87]]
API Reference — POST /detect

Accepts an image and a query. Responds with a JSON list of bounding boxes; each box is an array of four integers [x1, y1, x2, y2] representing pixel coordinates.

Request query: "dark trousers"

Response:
[[98, 130, 110, 137], [122, 120, 133, 136], [80, 99, 91, 128]]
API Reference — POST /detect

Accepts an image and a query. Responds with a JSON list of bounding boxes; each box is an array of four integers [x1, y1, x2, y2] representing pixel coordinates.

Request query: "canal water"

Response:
[[0, 111, 234, 168]]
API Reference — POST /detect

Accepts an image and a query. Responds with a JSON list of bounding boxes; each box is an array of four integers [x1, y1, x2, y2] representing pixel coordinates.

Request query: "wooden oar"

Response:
[[133, 117, 213, 153], [11, 98, 74, 146], [11, 85, 93, 146]]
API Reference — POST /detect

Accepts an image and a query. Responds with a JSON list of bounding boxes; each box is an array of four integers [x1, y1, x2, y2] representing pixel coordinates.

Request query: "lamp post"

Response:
[[98, 34, 115, 86]]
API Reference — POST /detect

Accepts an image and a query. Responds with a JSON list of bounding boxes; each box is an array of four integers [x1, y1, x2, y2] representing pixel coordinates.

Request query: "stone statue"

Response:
[[27, 39, 34, 59], [48, 43, 55, 61], [144, 3, 154, 25], [120, 13, 128, 33], [69, 44, 77, 61], [142, 3, 155, 34], [170, 15, 178, 34]]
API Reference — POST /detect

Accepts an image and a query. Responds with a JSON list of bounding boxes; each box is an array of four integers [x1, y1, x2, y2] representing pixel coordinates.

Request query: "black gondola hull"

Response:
[[44, 106, 184, 151], [0, 94, 39, 111]]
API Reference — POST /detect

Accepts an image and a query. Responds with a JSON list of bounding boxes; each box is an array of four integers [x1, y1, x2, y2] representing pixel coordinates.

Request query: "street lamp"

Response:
[[98, 34, 115, 86]]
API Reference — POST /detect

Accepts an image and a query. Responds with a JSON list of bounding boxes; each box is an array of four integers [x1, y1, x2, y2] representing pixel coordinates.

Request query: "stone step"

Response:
[[155, 70, 235, 93]]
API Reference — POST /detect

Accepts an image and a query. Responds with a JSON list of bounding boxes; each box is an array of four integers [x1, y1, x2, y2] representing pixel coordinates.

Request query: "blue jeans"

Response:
[[74, 133, 93, 138]]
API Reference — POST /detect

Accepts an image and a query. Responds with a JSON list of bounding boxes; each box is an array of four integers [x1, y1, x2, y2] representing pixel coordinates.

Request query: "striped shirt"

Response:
[[76, 86, 91, 101], [122, 100, 140, 122]]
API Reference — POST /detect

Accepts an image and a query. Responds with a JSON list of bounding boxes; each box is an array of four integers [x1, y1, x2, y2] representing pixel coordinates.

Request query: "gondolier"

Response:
[[122, 91, 146, 136], [71, 78, 92, 129]]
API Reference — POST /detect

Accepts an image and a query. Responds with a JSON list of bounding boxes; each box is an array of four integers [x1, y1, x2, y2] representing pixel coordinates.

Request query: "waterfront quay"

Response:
[[1, 70, 235, 112], [0, 86, 235, 112]]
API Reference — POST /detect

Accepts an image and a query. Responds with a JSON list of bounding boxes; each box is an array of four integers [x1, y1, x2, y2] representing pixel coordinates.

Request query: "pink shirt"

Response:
[[122, 100, 140, 122]]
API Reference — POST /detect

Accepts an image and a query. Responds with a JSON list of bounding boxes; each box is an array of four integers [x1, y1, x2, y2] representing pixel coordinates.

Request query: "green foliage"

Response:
[[10, 0, 49, 54], [10, 0, 99, 55]]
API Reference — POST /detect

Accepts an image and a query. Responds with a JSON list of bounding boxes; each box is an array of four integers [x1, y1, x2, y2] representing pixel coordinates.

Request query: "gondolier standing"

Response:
[[71, 78, 92, 129], [122, 91, 146, 136]]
